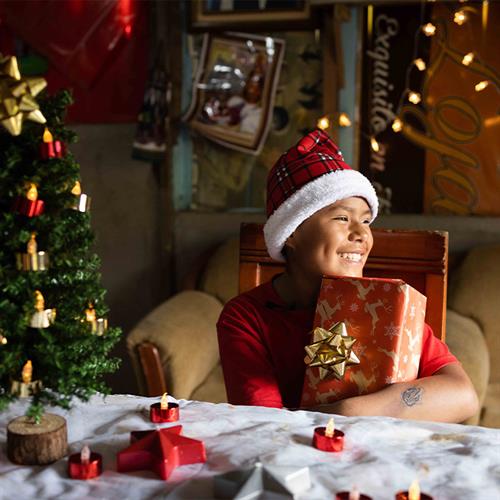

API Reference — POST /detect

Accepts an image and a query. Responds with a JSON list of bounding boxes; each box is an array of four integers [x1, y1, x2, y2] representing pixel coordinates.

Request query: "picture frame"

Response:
[[183, 32, 285, 156], [188, 0, 316, 32]]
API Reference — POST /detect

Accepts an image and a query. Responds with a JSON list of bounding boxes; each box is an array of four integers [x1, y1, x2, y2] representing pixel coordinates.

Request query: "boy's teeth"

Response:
[[339, 252, 362, 262]]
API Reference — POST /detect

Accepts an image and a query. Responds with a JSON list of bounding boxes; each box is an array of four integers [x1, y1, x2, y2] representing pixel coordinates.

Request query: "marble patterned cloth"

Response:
[[0, 394, 499, 499]]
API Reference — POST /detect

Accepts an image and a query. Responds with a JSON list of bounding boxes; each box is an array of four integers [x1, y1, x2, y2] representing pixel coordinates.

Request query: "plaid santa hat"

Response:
[[264, 129, 379, 262]]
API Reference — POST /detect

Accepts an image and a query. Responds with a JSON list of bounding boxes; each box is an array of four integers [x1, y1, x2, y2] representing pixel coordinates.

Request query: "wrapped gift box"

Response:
[[301, 276, 427, 406]]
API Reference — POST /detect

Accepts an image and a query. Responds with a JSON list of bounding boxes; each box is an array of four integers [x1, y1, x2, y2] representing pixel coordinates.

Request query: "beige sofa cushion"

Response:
[[199, 237, 240, 304], [127, 290, 223, 399], [448, 245, 500, 385], [445, 309, 489, 425], [191, 362, 227, 403]]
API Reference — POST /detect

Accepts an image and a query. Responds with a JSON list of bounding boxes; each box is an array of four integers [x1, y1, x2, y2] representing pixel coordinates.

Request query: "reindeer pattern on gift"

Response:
[[317, 296, 343, 325]]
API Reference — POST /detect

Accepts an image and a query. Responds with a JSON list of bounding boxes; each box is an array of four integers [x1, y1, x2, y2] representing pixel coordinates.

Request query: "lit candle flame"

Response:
[[34, 290, 45, 311], [43, 127, 53, 143], [85, 304, 96, 322], [462, 52, 474, 66], [338, 112, 352, 127], [408, 479, 421, 500], [71, 181, 82, 196], [325, 417, 335, 438], [22, 360, 32, 383], [81, 445, 91, 465], [27, 233, 37, 255], [349, 486, 360, 500], [317, 116, 330, 131], [454, 10, 467, 25], [408, 92, 421, 104], [422, 23, 436, 36], [392, 118, 403, 133], [414, 58, 426, 71], [26, 183, 38, 201], [370, 137, 380, 153], [475, 80, 489, 92], [160, 392, 169, 410]]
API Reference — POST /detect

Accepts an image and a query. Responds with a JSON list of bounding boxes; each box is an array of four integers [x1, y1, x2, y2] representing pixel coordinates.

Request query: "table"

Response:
[[1, 395, 499, 499]]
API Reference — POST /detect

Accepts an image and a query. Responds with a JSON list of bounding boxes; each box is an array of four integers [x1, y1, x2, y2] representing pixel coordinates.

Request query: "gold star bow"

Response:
[[0, 54, 47, 136], [304, 322, 360, 380]]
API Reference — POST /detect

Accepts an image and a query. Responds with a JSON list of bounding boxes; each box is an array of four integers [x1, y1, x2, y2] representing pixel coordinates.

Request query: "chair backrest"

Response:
[[239, 223, 448, 340]]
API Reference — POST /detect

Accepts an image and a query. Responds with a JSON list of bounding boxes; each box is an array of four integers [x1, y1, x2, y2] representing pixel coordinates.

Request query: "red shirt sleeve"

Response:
[[217, 298, 283, 408], [418, 323, 460, 378]]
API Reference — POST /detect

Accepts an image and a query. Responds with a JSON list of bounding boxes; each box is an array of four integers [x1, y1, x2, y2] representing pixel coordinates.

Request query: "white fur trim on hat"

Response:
[[263, 169, 379, 262]]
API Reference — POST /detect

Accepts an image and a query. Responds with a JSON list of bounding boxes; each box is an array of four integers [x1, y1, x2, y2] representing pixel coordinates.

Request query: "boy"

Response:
[[217, 130, 478, 423]]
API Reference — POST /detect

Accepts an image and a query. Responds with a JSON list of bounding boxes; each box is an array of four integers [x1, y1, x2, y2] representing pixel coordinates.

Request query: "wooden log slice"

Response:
[[7, 413, 68, 465]]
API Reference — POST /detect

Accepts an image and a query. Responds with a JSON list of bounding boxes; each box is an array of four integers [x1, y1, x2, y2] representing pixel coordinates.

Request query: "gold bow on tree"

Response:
[[304, 322, 360, 380], [0, 54, 47, 136]]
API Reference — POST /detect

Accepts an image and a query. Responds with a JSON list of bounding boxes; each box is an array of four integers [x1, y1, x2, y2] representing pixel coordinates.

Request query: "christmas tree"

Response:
[[0, 55, 121, 423]]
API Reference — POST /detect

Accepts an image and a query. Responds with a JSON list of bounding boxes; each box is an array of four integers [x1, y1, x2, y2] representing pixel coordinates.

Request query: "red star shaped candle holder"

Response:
[[150, 393, 179, 423], [312, 417, 344, 452], [116, 425, 206, 480]]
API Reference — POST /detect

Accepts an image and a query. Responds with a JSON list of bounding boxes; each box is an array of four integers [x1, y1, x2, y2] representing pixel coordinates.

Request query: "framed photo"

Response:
[[189, 0, 315, 32], [183, 32, 285, 155]]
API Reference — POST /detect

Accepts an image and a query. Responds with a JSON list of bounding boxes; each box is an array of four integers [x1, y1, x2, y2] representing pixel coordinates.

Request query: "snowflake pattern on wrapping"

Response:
[[349, 303, 359, 312], [384, 322, 401, 339]]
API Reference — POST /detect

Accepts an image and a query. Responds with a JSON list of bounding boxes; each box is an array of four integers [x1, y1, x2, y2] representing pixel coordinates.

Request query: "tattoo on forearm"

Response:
[[401, 386, 423, 407]]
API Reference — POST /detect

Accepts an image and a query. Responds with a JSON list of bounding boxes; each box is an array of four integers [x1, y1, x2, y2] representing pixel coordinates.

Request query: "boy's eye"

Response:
[[334, 216, 348, 221], [363, 219, 371, 224]]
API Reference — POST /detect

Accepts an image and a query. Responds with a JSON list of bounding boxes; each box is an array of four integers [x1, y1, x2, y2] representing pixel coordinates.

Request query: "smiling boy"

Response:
[[217, 129, 478, 423]]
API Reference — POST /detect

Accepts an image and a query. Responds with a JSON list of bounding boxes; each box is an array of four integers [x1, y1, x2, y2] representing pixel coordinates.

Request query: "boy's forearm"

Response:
[[312, 365, 479, 423]]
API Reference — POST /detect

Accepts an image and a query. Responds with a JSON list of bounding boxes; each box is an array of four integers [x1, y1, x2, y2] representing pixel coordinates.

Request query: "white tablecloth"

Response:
[[0, 394, 499, 499]]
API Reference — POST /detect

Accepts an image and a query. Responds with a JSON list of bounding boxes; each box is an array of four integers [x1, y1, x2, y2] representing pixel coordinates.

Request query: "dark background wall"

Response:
[[71, 123, 168, 394]]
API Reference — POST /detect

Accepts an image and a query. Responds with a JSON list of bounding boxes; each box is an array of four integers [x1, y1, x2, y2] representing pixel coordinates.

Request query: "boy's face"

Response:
[[285, 197, 373, 278]]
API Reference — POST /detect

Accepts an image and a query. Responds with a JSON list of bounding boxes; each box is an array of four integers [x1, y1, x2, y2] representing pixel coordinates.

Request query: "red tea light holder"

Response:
[[68, 445, 102, 480], [312, 417, 344, 452], [395, 480, 433, 500], [150, 392, 179, 423]]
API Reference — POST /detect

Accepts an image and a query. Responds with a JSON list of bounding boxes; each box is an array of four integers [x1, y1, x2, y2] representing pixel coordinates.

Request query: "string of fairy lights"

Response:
[[317, 0, 496, 155]]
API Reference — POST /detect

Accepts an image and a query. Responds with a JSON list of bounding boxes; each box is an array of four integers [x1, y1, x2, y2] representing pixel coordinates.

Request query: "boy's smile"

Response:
[[285, 196, 374, 279]]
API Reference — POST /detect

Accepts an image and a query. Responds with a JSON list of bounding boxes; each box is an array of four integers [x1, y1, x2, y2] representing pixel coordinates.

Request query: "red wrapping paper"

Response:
[[301, 277, 427, 406]]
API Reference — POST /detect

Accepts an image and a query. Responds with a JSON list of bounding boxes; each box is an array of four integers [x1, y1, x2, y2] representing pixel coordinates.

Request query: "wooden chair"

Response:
[[239, 223, 448, 340], [131, 223, 449, 397]]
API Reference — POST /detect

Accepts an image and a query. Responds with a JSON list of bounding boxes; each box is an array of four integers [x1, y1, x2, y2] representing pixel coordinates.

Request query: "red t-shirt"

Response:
[[217, 280, 458, 409]]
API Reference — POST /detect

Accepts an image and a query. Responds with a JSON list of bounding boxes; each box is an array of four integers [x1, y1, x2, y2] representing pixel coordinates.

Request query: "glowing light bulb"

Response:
[[349, 487, 361, 500], [42, 127, 53, 143], [392, 118, 403, 132], [462, 52, 474, 66], [71, 181, 82, 196], [325, 417, 335, 438], [414, 58, 426, 71], [161, 392, 169, 410], [26, 183, 38, 201], [27, 233, 37, 255], [34, 290, 45, 311], [0, 334, 7, 345], [454, 10, 467, 25], [408, 92, 422, 104], [81, 445, 91, 465], [370, 137, 380, 153], [408, 479, 421, 500], [317, 116, 330, 130], [85, 304, 96, 322], [338, 113, 352, 127], [22, 360, 32, 384], [422, 23, 436, 36], [475, 80, 489, 92]]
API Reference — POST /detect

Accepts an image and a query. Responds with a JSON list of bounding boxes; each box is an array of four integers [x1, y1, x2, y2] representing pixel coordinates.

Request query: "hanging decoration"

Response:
[[16, 233, 49, 272], [12, 182, 45, 217], [39, 127, 66, 160], [0, 54, 47, 136], [70, 181, 91, 213], [84, 304, 108, 336], [29, 290, 56, 329]]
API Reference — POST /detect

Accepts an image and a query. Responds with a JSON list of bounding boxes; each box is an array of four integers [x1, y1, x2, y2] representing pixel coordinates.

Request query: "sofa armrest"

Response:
[[127, 290, 223, 399]]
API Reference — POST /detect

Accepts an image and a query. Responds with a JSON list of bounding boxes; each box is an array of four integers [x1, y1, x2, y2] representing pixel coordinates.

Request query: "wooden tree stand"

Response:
[[7, 413, 68, 465]]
